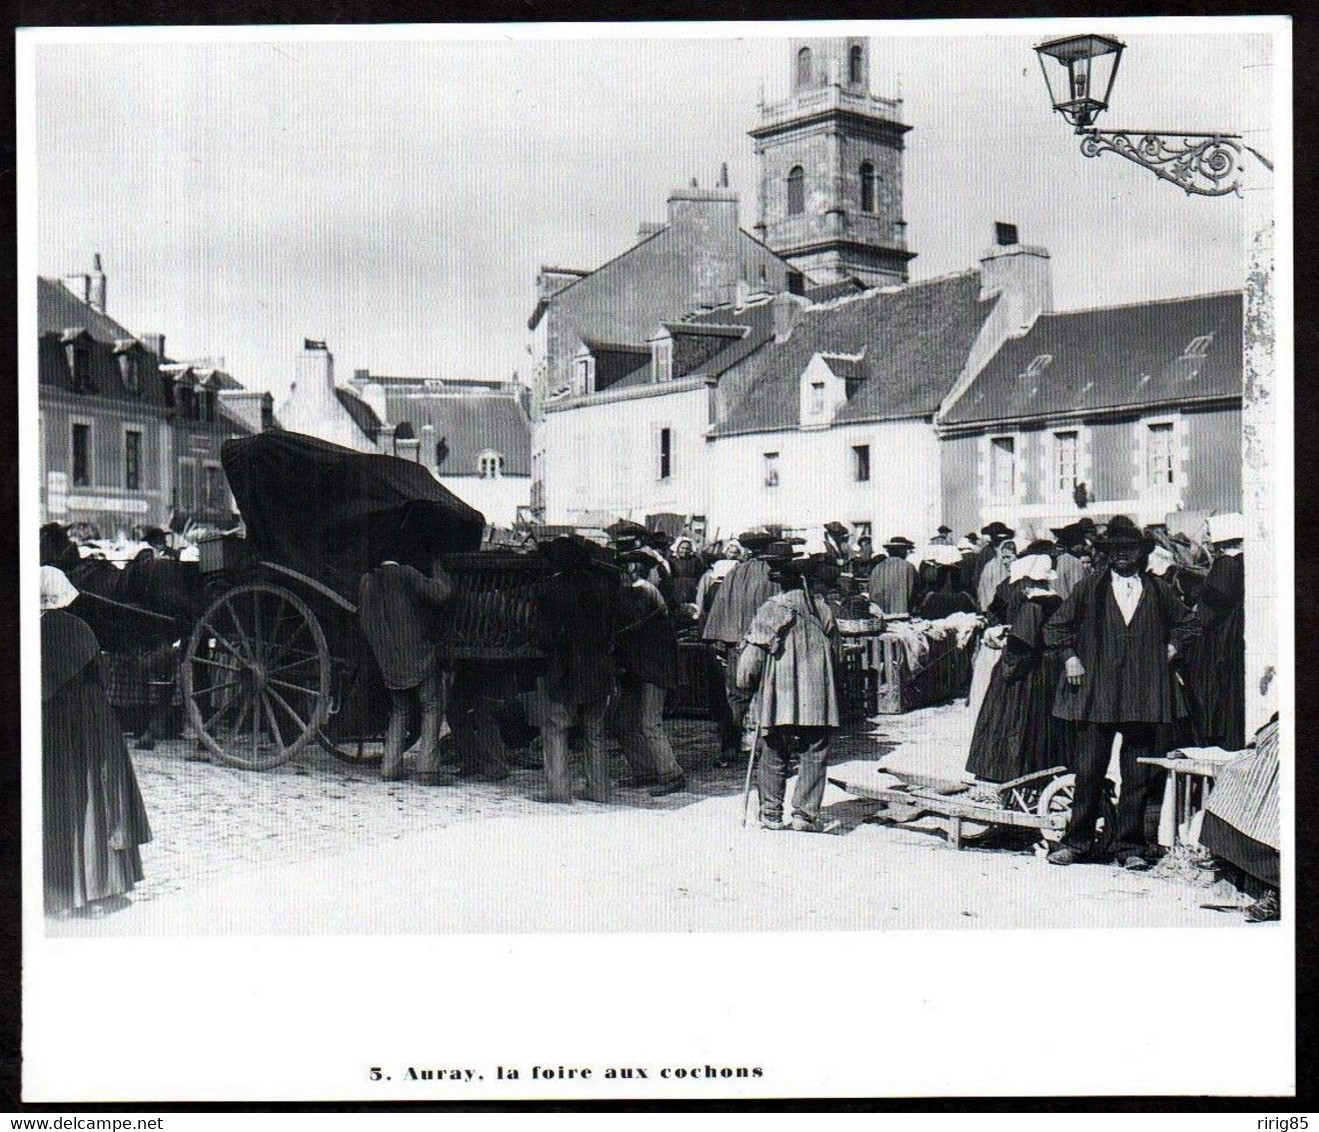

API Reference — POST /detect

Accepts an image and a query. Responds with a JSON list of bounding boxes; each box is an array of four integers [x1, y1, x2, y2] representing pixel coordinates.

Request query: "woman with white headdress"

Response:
[[964, 550, 1066, 788], [41, 566, 152, 917]]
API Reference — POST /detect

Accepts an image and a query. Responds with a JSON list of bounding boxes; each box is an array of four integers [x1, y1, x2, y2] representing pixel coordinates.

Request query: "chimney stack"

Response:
[[666, 184, 741, 308], [297, 339, 335, 393], [978, 223, 1052, 332], [771, 290, 809, 343], [140, 333, 166, 359], [89, 253, 107, 313]]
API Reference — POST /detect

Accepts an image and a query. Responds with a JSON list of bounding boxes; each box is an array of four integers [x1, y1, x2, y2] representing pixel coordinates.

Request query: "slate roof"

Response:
[[38, 276, 137, 341], [708, 271, 998, 436], [939, 291, 1242, 428], [334, 386, 382, 440], [381, 391, 531, 476]]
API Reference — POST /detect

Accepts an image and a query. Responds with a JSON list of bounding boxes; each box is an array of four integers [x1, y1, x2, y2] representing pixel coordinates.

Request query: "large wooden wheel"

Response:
[[1036, 773, 1117, 844], [183, 583, 332, 770]]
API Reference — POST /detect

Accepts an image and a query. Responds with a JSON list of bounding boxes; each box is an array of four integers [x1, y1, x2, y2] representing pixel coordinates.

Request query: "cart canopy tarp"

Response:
[[222, 432, 486, 596]]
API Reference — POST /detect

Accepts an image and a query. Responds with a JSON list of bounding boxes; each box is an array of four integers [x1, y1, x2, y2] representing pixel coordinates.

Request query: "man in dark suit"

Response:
[[1043, 515, 1200, 870]]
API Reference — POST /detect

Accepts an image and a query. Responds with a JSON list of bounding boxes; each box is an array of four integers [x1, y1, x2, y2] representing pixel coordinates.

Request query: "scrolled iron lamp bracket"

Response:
[[1075, 128, 1252, 198]]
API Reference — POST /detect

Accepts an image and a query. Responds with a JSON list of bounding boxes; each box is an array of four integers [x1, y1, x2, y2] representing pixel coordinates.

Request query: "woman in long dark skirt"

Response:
[[965, 553, 1065, 787], [1186, 515, 1246, 751], [41, 567, 152, 918]]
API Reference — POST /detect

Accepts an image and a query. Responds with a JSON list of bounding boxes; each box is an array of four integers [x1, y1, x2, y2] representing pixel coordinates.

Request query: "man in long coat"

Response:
[[737, 548, 840, 833], [359, 557, 455, 783], [1042, 515, 1200, 869], [866, 536, 919, 615], [532, 536, 620, 803], [702, 528, 782, 764]]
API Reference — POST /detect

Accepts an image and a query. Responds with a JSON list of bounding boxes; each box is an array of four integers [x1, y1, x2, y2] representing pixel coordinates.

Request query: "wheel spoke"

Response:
[[265, 654, 319, 677], [252, 590, 264, 665], [266, 684, 310, 736], [202, 683, 244, 731], [259, 690, 286, 751], [203, 620, 252, 666], [191, 654, 244, 671], [223, 603, 254, 661], [189, 679, 244, 697], [266, 675, 320, 697]]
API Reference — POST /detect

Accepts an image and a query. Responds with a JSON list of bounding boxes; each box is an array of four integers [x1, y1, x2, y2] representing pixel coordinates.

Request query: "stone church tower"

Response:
[[750, 37, 915, 287]]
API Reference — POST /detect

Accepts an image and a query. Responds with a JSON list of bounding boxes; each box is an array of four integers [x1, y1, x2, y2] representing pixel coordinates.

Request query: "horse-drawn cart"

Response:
[[181, 432, 547, 770]]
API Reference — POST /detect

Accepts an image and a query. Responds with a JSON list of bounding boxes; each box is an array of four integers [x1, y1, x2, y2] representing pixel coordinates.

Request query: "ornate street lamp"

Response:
[[1034, 33, 1266, 197]]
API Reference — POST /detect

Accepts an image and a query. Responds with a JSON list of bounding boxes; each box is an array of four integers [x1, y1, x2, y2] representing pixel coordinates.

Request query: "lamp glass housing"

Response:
[[1035, 33, 1125, 129]]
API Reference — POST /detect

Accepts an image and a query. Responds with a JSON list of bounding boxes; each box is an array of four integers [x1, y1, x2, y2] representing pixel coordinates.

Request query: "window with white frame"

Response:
[[1053, 430, 1079, 493], [478, 451, 504, 479], [177, 458, 197, 511], [763, 451, 780, 488], [575, 355, 594, 394], [989, 435, 1016, 499], [71, 423, 92, 487], [1147, 422, 1175, 486], [124, 429, 142, 491], [852, 443, 871, 482], [651, 339, 673, 383]]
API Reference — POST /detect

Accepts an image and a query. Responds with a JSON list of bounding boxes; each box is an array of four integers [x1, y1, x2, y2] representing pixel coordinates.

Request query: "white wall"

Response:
[[438, 474, 530, 529], [704, 418, 942, 543], [540, 385, 710, 525]]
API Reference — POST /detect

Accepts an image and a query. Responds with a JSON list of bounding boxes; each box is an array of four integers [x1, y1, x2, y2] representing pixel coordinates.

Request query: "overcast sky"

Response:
[[31, 23, 1271, 403]]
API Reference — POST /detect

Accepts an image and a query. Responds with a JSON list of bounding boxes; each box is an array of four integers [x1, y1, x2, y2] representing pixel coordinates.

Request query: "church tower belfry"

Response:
[[751, 37, 915, 287]]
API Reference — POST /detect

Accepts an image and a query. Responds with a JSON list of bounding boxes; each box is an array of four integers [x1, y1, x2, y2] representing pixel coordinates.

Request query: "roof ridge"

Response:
[[802, 267, 980, 313], [1045, 289, 1242, 317]]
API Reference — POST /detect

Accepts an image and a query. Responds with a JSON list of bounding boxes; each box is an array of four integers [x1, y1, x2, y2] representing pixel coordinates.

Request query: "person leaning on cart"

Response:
[[358, 556, 456, 784]]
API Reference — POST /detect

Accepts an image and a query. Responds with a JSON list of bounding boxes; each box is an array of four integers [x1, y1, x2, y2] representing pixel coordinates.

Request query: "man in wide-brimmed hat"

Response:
[[822, 520, 851, 568], [736, 545, 840, 832], [1043, 514, 1200, 870], [866, 535, 919, 616], [1051, 521, 1094, 600], [701, 527, 784, 765], [530, 535, 621, 803]]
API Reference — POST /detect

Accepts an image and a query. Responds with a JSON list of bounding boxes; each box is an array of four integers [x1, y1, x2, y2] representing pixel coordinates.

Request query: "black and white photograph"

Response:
[[17, 16, 1294, 1103]]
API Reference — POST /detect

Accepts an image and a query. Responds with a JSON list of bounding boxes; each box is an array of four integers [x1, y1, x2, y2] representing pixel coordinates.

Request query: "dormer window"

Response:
[[574, 350, 595, 394], [651, 337, 673, 383], [1022, 353, 1053, 378], [117, 352, 141, 394], [477, 450, 504, 479], [69, 346, 91, 392], [1183, 334, 1214, 359]]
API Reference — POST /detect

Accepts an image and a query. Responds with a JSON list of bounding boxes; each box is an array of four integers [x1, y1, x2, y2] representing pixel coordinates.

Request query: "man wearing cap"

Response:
[[866, 536, 919, 616], [737, 546, 840, 832], [931, 525, 954, 546], [1043, 515, 1200, 870], [702, 529, 783, 765]]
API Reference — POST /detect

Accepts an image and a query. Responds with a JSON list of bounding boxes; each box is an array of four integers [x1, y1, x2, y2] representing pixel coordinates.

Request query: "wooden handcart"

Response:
[[829, 765, 1114, 849]]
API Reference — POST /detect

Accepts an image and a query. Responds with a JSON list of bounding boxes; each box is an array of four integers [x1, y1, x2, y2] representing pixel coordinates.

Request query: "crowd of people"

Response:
[[37, 506, 1260, 919]]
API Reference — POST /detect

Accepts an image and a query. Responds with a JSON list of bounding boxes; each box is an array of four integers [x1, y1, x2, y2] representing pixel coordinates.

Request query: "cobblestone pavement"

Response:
[[115, 714, 883, 906], [48, 700, 1251, 936]]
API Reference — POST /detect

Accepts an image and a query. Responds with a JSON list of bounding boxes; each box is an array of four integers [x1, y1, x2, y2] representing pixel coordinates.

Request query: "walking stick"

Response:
[[740, 730, 762, 828]]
